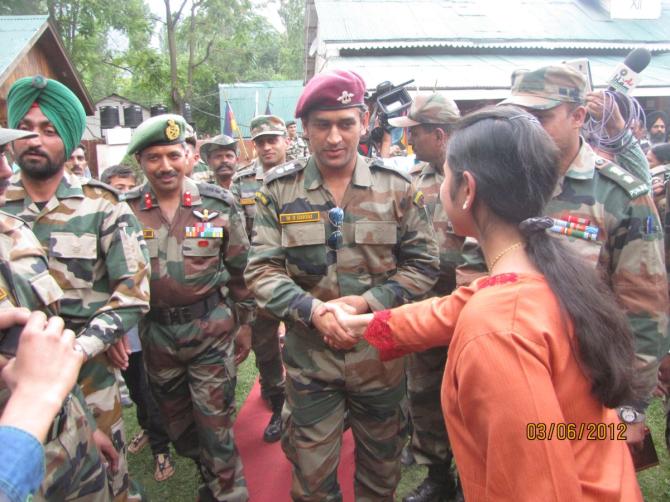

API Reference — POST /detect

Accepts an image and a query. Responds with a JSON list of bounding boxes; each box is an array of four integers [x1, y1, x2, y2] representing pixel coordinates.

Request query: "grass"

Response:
[[123, 355, 669, 500]]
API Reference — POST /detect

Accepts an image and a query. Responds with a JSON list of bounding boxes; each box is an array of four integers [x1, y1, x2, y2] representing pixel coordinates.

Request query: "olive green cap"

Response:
[[127, 114, 188, 155], [388, 93, 460, 127], [500, 64, 587, 110]]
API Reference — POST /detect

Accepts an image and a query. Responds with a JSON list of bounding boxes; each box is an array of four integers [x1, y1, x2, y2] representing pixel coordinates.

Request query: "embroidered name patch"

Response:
[[279, 211, 321, 224], [240, 197, 256, 206]]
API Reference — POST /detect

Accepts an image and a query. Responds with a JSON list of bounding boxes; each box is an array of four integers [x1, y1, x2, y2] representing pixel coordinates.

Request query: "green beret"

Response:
[[127, 114, 188, 155], [7, 75, 86, 158]]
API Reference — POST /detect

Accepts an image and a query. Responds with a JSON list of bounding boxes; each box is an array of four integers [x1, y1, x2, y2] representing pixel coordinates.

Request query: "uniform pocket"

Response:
[[353, 221, 398, 276], [282, 222, 327, 290], [182, 237, 223, 282], [48, 232, 97, 289]]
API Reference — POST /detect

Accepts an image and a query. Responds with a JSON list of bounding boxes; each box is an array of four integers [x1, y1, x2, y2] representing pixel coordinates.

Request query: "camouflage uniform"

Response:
[[285, 136, 309, 161], [245, 155, 440, 501], [3, 171, 151, 502], [0, 210, 111, 502], [124, 177, 254, 502], [191, 159, 213, 184], [231, 160, 284, 402]]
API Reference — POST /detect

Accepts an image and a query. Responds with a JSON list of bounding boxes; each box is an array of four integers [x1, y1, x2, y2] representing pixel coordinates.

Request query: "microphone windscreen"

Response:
[[623, 48, 651, 73]]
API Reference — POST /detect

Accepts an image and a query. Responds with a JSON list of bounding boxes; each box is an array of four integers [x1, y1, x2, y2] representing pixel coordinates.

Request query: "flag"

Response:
[[265, 91, 272, 115], [223, 101, 238, 136]]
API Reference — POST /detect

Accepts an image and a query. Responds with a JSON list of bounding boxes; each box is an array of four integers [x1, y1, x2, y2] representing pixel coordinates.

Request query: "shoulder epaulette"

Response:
[[232, 165, 255, 182], [409, 162, 425, 176], [0, 209, 28, 229], [81, 177, 122, 200], [120, 186, 143, 201], [264, 160, 307, 184], [197, 182, 234, 205], [369, 157, 412, 183], [595, 158, 649, 199]]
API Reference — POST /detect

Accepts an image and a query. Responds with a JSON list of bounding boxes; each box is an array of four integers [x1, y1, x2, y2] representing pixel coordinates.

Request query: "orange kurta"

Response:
[[365, 273, 641, 502]]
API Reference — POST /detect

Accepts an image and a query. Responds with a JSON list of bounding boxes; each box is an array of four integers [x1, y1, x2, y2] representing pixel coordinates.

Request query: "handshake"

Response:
[[312, 295, 374, 351]]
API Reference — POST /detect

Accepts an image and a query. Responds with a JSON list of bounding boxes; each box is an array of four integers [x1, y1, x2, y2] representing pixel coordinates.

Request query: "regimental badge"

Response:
[[256, 191, 269, 206], [193, 208, 219, 221], [144, 192, 153, 209], [165, 119, 180, 141], [143, 228, 155, 239], [337, 91, 354, 105], [279, 211, 320, 224], [183, 191, 192, 207], [413, 191, 425, 208]]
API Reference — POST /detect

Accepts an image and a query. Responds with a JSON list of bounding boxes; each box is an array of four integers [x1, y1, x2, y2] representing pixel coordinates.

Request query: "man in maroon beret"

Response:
[[245, 70, 439, 500]]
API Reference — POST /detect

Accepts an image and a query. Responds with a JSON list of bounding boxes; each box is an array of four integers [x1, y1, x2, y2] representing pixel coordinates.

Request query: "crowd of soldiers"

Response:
[[0, 59, 668, 502]]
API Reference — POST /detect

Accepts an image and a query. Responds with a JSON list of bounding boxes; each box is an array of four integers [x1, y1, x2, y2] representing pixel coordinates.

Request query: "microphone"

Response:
[[607, 48, 651, 94]]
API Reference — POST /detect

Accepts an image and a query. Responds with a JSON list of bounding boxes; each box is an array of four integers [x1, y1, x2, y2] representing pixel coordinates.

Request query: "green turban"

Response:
[[7, 75, 86, 158]]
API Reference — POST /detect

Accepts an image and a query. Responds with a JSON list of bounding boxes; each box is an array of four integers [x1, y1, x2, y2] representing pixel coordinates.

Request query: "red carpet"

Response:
[[234, 379, 356, 501]]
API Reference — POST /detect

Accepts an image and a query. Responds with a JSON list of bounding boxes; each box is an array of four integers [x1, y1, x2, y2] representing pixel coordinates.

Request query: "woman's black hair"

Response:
[[446, 105, 637, 407]]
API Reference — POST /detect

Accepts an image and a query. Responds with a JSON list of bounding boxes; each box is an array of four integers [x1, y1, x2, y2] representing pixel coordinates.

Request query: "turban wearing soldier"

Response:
[[245, 70, 440, 500], [125, 114, 254, 502], [4, 75, 151, 502]]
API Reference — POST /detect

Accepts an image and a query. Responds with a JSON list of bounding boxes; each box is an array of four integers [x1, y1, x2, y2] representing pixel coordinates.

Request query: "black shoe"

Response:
[[400, 444, 415, 466], [263, 411, 282, 442], [402, 474, 457, 502]]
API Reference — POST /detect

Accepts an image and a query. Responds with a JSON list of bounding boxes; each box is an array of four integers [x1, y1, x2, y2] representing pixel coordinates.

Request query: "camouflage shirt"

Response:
[[3, 171, 151, 358], [124, 177, 254, 324], [230, 159, 265, 239], [286, 137, 309, 161], [545, 140, 669, 398], [245, 155, 440, 325], [190, 159, 213, 184]]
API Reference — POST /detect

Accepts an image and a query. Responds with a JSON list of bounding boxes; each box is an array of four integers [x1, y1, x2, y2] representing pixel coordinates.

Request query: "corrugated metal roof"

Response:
[[323, 52, 670, 98], [314, 0, 670, 50], [218, 81, 304, 136], [0, 15, 49, 79]]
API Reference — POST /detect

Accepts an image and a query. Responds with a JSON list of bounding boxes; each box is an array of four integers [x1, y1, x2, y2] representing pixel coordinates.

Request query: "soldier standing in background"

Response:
[[0, 127, 113, 502], [124, 114, 254, 502], [245, 70, 440, 501], [285, 120, 309, 160], [4, 76, 151, 502], [502, 65, 669, 446], [231, 115, 288, 443], [200, 135, 239, 189], [387, 94, 466, 502]]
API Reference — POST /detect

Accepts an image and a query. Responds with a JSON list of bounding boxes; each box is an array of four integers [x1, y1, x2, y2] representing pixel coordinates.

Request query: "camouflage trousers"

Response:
[[281, 325, 407, 502], [251, 315, 284, 400], [78, 353, 137, 502], [140, 302, 248, 502], [36, 385, 111, 501], [406, 348, 453, 467]]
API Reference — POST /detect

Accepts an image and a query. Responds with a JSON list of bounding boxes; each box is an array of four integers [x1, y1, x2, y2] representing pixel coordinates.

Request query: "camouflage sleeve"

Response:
[[455, 238, 488, 287], [229, 180, 249, 237], [76, 202, 150, 358], [223, 199, 255, 325], [612, 193, 669, 404], [361, 188, 440, 311], [614, 130, 651, 187], [244, 186, 321, 326]]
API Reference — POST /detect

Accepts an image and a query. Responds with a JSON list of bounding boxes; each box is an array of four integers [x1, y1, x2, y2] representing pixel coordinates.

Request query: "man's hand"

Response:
[[586, 91, 626, 137], [106, 335, 131, 370], [312, 308, 358, 351], [234, 324, 252, 365], [93, 429, 119, 474], [330, 295, 370, 315]]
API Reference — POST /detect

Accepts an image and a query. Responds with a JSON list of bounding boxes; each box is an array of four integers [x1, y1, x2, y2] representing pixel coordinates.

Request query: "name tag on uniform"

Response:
[[143, 229, 155, 239], [279, 211, 321, 224], [240, 197, 256, 206]]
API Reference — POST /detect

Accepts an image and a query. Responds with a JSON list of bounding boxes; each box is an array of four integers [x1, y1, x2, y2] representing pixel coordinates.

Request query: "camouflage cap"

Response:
[[199, 134, 238, 162], [388, 93, 460, 128], [0, 127, 37, 146], [500, 64, 586, 110], [127, 113, 187, 155], [250, 115, 287, 140]]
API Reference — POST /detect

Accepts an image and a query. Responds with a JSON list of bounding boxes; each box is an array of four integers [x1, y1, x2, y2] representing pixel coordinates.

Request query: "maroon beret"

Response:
[[295, 70, 367, 119]]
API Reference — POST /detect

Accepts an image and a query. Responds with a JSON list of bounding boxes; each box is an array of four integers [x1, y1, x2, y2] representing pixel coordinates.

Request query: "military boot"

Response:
[[263, 394, 284, 443], [403, 464, 458, 502]]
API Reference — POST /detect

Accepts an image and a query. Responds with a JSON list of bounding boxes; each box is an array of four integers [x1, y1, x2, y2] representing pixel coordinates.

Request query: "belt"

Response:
[[147, 290, 222, 325]]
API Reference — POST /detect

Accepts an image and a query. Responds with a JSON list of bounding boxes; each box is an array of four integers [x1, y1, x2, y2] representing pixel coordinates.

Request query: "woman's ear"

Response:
[[461, 171, 477, 210]]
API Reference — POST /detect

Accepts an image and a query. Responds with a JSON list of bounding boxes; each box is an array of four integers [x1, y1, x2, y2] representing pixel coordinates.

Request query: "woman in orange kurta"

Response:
[[319, 107, 642, 501]]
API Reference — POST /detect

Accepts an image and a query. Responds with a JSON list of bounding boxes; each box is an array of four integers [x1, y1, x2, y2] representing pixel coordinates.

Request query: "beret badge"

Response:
[[165, 119, 180, 141]]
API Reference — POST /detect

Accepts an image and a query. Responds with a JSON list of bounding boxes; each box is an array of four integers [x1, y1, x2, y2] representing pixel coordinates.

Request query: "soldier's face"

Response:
[[523, 103, 584, 168], [287, 124, 297, 138], [107, 175, 137, 193], [253, 134, 287, 170], [208, 148, 237, 178], [650, 118, 667, 143], [184, 143, 199, 176], [14, 106, 66, 180], [408, 125, 443, 164], [303, 108, 368, 172], [68, 147, 87, 176], [138, 143, 187, 195]]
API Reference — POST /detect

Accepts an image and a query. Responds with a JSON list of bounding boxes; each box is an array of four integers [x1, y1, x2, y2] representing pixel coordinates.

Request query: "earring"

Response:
[[462, 202, 468, 210]]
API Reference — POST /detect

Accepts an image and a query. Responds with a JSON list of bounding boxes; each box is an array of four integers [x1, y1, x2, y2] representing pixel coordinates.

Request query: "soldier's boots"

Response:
[[263, 394, 284, 443], [403, 464, 462, 502]]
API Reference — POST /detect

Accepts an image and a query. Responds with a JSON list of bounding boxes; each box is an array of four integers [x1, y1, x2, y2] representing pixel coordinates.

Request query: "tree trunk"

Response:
[[165, 0, 182, 112]]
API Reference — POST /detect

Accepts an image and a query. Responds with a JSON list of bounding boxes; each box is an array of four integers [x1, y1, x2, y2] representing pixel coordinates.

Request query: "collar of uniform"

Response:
[[139, 177, 203, 210], [253, 160, 265, 181], [563, 139, 596, 181], [304, 154, 373, 191], [5, 170, 84, 204]]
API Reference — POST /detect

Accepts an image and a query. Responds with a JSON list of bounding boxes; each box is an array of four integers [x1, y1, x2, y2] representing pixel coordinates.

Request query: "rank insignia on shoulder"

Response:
[[193, 209, 219, 221], [0, 288, 7, 302], [240, 197, 256, 206], [279, 211, 321, 224], [413, 191, 425, 208], [143, 229, 155, 239], [256, 191, 269, 206]]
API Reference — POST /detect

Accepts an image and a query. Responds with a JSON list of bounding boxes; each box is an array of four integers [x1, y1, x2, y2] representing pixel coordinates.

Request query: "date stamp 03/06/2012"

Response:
[[526, 422, 627, 441]]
